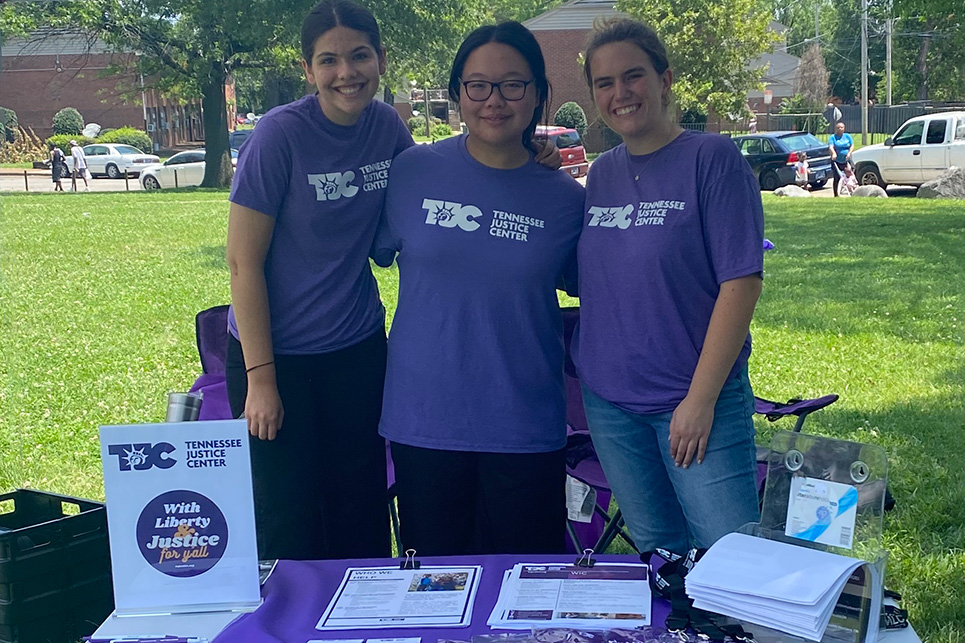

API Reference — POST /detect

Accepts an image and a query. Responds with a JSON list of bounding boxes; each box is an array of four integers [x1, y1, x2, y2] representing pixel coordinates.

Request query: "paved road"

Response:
[[0, 169, 144, 193], [3, 168, 919, 198], [575, 173, 919, 198]]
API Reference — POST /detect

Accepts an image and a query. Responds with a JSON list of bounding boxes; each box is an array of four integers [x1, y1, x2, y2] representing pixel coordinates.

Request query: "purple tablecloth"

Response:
[[215, 554, 670, 642]]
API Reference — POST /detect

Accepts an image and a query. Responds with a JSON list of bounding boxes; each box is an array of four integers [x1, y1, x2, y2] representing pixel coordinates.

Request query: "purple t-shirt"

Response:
[[227, 95, 413, 354], [573, 130, 764, 414], [373, 135, 585, 453]]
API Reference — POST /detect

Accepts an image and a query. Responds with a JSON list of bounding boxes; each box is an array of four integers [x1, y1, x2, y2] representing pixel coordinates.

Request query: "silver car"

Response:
[[82, 143, 160, 178]]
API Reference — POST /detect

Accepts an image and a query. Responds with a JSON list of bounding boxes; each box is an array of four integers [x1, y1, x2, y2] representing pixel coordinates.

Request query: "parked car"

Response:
[[731, 131, 834, 191], [139, 149, 239, 190], [82, 143, 160, 178], [535, 125, 589, 178], [851, 111, 965, 188], [229, 129, 254, 150]]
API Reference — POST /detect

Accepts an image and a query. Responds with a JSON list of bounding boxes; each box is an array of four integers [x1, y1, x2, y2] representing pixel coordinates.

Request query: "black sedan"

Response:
[[731, 131, 834, 191]]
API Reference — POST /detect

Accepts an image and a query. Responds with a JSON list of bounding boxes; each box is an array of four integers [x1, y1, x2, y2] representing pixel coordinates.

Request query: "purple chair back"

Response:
[[188, 305, 233, 421], [196, 304, 230, 376]]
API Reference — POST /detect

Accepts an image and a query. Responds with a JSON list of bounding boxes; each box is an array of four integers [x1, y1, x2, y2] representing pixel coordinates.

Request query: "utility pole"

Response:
[[860, 0, 869, 145], [814, 3, 820, 39], [886, 17, 893, 105]]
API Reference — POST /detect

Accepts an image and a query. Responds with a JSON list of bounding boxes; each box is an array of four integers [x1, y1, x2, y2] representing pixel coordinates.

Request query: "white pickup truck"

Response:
[[851, 111, 965, 188]]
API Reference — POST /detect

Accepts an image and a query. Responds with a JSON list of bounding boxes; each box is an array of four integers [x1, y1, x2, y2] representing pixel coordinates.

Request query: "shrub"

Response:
[[0, 107, 19, 143], [97, 127, 152, 152], [52, 107, 84, 136], [554, 102, 587, 136], [0, 127, 47, 163], [430, 122, 452, 139], [407, 116, 426, 134], [45, 134, 94, 149], [407, 115, 445, 136]]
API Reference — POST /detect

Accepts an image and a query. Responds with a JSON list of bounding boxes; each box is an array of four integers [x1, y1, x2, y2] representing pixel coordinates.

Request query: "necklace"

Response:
[[628, 127, 683, 181], [630, 147, 661, 182]]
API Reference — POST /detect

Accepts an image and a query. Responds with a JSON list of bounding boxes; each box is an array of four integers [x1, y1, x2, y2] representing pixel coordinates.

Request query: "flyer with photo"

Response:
[[316, 566, 482, 630], [488, 563, 651, 629], [786, 476, 859, 550]]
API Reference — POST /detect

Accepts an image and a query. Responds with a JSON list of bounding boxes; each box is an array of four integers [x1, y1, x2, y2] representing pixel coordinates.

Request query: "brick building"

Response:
[[0, 32, 205, 150]]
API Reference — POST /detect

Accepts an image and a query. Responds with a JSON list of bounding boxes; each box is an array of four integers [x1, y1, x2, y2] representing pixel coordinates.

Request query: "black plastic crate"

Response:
[[0, 489, 113, 643]]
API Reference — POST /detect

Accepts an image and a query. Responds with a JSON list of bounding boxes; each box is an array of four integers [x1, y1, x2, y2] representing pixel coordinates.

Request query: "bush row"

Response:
[[44, 127, 153, 153]]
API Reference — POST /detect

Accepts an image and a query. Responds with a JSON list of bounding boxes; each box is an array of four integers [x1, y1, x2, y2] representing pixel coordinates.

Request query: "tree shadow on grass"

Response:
[[194, 244, 227, 270], [754, 378, 965, 638], [759, 205, 965, 346]]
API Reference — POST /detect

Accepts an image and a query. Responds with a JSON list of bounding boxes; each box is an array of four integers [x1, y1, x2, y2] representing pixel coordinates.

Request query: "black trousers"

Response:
[[832, 160, 849, 196], [226, 331, 390, 561], [390, 442, 566, 557]]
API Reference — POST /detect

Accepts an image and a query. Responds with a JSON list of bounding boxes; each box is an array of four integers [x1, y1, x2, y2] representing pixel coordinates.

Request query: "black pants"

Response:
[[390, 442, 566, 557], [832, 160, 849, 196], [226, 331, 389, 561]]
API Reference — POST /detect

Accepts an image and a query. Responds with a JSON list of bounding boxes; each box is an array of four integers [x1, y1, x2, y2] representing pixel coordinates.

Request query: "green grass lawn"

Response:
[[1, 190, 963, 640]]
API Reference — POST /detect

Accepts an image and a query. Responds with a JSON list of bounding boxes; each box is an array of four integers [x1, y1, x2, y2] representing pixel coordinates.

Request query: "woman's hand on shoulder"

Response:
[[244, 369, 284, 441], [669, 394, 715, 468]]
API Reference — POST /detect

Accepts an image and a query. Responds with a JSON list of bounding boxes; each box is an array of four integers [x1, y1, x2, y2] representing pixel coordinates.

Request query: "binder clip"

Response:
[[400, 548, 421, 570], [574, 548, 596, 568]]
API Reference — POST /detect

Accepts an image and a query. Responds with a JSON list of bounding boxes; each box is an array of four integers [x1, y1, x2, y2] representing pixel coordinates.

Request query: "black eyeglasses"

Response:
[[461, 79, 534, 102]]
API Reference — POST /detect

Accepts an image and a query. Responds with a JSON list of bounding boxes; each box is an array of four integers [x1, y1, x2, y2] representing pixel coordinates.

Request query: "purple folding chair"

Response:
[[562, 307, 630, 554], [188, 304, 234, 421], [560, 306, 845, 554]]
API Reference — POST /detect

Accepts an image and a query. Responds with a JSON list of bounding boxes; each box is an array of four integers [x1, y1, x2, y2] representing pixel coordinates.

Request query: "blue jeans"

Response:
[[581, 368, 760, 554]]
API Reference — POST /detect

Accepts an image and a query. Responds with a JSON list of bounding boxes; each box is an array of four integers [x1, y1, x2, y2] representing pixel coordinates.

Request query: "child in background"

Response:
[[839, 164, 858, 196], [794, 152, 810, 190]]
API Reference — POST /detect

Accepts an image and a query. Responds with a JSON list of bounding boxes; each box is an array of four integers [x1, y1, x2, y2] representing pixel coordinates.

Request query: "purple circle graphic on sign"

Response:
[[136, 489, 229, 578]]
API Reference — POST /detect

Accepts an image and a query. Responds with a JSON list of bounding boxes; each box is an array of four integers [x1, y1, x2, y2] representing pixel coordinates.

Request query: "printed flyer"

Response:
[[100, 419, 260, 615]]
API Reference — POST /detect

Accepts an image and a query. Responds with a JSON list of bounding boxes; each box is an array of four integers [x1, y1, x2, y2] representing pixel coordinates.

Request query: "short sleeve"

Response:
[[696, 137, 765, 285], [229, 117, 292, 218]]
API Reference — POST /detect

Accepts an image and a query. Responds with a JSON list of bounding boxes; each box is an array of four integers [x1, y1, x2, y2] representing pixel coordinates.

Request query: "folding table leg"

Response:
[[593, 509, 638, 554]]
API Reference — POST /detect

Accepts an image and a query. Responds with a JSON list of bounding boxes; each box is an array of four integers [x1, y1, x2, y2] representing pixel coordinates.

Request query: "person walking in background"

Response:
[[574, 18, 764, 556], [828, 121, 854, 198], [824, 102, 842, 135], [49, 144, 65, 192], [69, 140, 90, 192]]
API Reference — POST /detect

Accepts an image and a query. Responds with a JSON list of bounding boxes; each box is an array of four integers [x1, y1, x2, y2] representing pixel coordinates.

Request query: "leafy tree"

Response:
[[553, 101, 587, 136], [52, 107, 84, 135], [2, 0, 314, 187], [616, 0, 779, 117], [889, 0, 965, 101]]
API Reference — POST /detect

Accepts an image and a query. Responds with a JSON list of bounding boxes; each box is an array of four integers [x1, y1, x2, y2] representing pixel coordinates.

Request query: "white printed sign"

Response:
[[100, 419, 260, 615]]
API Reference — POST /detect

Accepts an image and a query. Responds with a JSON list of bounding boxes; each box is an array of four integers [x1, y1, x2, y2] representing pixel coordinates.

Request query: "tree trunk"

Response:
[[200, 62, 233, 188], [915, 19, 932, 101]]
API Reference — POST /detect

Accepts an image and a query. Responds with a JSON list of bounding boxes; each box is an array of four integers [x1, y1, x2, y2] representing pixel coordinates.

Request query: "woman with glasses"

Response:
[[372, 21, 584, 556]]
